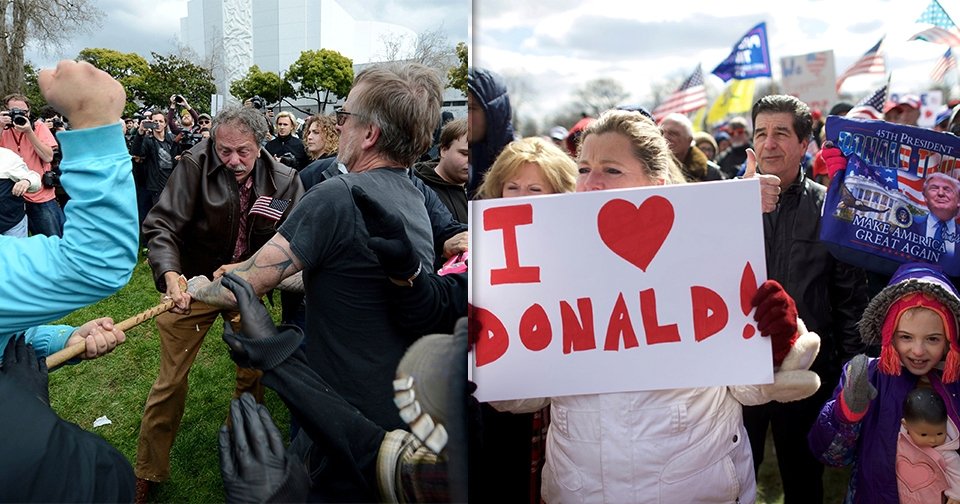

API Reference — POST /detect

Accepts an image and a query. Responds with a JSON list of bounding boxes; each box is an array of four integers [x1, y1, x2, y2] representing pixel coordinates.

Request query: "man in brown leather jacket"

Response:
[[134, 105, 304, 501]]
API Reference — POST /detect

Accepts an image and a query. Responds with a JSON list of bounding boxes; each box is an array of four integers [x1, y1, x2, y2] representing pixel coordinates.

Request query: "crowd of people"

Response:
[[467, 65, 960, 504], [7, 48, 960, 504]]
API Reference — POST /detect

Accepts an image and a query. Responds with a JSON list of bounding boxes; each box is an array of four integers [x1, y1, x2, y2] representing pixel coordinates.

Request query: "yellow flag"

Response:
[[706, 79, 757, 126], [690, 106, 706, 132]]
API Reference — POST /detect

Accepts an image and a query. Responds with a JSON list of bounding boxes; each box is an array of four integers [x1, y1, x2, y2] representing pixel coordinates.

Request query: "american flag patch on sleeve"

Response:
[[250, 196, 290, 221]]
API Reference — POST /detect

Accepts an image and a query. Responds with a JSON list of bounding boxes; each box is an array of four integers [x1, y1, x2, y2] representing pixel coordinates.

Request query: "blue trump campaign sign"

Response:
[[711, 22, 772, 82], [821, 116, 960, 276]]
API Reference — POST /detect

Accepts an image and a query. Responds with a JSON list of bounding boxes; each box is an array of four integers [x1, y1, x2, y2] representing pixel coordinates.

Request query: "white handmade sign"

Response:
[[468, 179, 772, 401], [780, 50, 837, 113]]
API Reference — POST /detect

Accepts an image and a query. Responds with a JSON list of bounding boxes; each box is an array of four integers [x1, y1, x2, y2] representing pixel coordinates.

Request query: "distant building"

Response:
[[180, 0, 415, 102]]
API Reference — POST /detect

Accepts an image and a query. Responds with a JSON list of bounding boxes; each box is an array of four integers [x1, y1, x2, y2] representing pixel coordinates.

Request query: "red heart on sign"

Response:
[[597, 196, 674, 271]]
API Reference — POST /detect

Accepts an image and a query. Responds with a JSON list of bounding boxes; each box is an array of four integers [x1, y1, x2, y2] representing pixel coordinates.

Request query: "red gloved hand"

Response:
[[752, 280, 799, 367], [820, 142, 847, 179]]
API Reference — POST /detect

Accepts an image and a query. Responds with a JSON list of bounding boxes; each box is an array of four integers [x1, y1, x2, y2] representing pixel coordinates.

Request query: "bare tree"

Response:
[[173, 27, 226, 96], [573, 78, 630, 117], [375, 25, 457, 77], [0, 0, 103, 93], [500, 70, 537, 132]]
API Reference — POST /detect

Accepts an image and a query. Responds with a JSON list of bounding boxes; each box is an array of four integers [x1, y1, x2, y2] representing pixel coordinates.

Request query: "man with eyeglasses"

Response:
[[190, 62, 446, 501]]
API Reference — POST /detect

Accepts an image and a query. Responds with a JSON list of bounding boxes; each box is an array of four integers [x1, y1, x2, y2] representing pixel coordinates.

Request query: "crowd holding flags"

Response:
[[645, 0, 960, 133]]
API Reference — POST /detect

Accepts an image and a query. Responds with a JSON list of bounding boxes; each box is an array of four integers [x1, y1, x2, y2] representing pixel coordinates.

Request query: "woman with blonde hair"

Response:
[[475, 135, 578, 503], [491, 109, 818, 503], [477, 136, 577, 199]]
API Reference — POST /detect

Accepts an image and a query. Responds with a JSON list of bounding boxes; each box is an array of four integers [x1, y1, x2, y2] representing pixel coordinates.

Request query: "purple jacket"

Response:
[[808, 358, 960, 503]]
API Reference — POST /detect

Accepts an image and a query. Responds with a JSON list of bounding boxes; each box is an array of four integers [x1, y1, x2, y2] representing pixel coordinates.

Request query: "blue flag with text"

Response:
[[711, 22, 772, 81]]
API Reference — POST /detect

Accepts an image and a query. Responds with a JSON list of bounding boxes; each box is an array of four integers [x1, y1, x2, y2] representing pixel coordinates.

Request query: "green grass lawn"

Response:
[[47, 253, 289, 503], [43, 252, 851, 502]]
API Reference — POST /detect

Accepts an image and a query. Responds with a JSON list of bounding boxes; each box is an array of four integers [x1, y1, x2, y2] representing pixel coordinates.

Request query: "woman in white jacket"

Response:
[[492, 109, 821, 503]]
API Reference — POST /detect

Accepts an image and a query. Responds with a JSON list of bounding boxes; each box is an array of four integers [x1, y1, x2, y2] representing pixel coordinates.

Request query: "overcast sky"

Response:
[[24, 0, 469, 69], [474, 0, 960, 126]]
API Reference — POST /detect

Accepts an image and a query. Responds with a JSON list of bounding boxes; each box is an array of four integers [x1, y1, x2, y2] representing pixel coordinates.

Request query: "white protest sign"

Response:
[[468, 179, 772, 402], [780, 50, 837, 113]]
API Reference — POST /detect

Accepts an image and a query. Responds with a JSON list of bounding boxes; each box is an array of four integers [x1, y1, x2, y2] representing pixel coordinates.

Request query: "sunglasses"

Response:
[[335, 109, 357, 126]]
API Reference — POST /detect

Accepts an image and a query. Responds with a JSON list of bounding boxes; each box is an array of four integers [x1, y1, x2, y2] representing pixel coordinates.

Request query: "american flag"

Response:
[[846, 84, 888, 120], [806, 52, 827, 78], [931, 48, 957, 82], [249, 196, 290, 221], [848, 154, 926, 206], [836, 38, 886, 92], [652, 65, 707, 121], [910, 0, 960, 46]]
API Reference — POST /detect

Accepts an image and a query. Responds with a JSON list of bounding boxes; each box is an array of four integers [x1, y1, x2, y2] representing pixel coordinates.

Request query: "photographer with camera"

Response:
[[0, 94, 62, 237], [132, 109, 177, 207], [243, 96, 276, 141], [166, 94, 199, 136], [264, 111, 308, 171]]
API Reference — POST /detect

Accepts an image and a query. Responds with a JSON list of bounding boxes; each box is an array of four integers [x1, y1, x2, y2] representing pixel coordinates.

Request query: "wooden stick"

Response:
[[45, 299, 176, 369], [45, 277, 188, 369]]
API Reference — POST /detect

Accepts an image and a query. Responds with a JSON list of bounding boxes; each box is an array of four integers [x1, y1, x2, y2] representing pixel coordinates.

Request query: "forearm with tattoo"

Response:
[[195, 239, 302, 308]]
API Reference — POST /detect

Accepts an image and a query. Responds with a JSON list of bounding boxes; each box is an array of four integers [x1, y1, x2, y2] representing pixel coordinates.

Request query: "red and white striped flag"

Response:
[[910, 0, 960, 46], [932, 48, 956, 82], [250, 196, 290, 221], [652, 65, 707, 121], [836, 38, 885, 92]]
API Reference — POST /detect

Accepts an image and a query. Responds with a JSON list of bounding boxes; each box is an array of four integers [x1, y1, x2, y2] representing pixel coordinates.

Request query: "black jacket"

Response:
[[414, 161, 467, 224], [265, 134, 309, 171], [132, 130, 178, 193], [763, 169, 869, 376]]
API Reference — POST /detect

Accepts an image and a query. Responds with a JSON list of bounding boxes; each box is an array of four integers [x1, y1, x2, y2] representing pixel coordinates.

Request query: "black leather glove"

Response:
[[350, 185, 421, 282], [219, 393, 310, 503], [1, 335, 49, 405], [220, 272, 302, 370]]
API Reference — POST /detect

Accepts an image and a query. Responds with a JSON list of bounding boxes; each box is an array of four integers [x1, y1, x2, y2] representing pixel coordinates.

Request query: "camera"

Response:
[[174, 95, 185, 104], [179, 132, 204, 149], [5, 108, 30, 129], [249, 96, 265, 110], [41, 170, 60, 188], [277, 152, 298, 168]]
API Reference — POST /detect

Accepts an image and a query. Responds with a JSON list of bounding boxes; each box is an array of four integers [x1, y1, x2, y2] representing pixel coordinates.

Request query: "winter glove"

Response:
[[219, 393, 310, 503], [350, 185, 421, 283], [220, 273, 302, 370], [820, 142, 847, 179], [840, 354, 876, 421], [751, 280, 799, 367], [1, 334, 49, 405]]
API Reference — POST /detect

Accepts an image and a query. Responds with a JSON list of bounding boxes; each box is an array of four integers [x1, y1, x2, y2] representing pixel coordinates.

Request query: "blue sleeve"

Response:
[[0, 325, 75, 359], [0, 123, 138, 334]]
